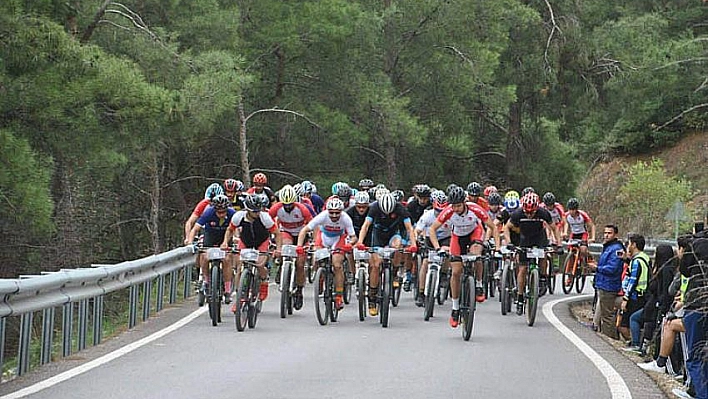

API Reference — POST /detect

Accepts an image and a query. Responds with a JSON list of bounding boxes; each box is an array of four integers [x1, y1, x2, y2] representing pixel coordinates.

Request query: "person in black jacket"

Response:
[[639, 244, 676, 354]]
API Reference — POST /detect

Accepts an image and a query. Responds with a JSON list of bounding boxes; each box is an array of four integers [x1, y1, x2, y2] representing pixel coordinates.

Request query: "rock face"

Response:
[[577, 132, 708, 237]]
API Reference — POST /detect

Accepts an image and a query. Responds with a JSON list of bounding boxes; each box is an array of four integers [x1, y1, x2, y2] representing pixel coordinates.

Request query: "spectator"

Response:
[[641, 244, 677, 356], [621, 233, 650, 352], [589, 224, 626, 339]]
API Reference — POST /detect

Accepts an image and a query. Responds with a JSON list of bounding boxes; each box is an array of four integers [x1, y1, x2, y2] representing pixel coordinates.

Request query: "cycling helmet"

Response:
[[522, 186, 535, 196], [504, 190, 520, 201], [211, 194, 230, 210], [466, 182, 483, 196], [255, 193, 269, 208], [337, 185, 352, 200], [542, 192, 556, 207], [224, 179, 238, 192], [484, 185, 498, 197], [375, 188, 390, 201], [414, 184, 431, 197], [253, 173, 267, 185], [359, 178, 374, 189], [311, 183, 317, 193], [301, 180, 314, 194], [446, 184, 461, 196], [293, 183, 305, 198], [567, 197, 579, 210], [204, 183, 224, 200], [354, 191, 370, 204], [521, 192, 539, 213], [488, 192, 503, 206], [392, 190, 404, 202], [379, 193, 397, 214], [368, 187, 378, 199], [447, 185, 466, 204], [504, 197, 520, 210], [279, 185, 297, 204], [326, 197, 345, 211], [243, 195, 260, 211], [431, 190, 448, 210]]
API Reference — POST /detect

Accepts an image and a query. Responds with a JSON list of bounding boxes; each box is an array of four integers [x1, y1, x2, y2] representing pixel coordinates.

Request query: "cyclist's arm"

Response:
[[548, 221, 561, 245], [428, 220, 442, 249], [296, 225, 311, 247], [220, 226, 234, 249], [184, 213, 199, 243], [502, 220, 513, 247], [588, 220, 596, 242], [358, 219, 372, 245], [404, 219, 416, 245], [484, 217, 500, 247], [187, 223, 202, 245]]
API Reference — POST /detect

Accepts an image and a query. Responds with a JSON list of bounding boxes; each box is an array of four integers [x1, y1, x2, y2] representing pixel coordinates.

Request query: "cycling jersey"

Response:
[[346, 205, 372, 246], [299, 197, 317, 217], [310, 194, 325, 214], [268, 202, 313, 237], [229, 211, 276, 251], [307, 211, 356, 249], [416, 209, 451, 240], [566, 210, 592, 235], [498, 208, 521, 246], [196, 206, 236, 247], [436, 203, 488, 237], [406, 198, 431, 225], [487, 206, 504, 224], [366, 201, 411, 247], [246, 186, 276, 207], [470, 197, 489, 211], [508, 208, 552, 248], [540, 202, 565, 227], [191, 198, 211, 218]]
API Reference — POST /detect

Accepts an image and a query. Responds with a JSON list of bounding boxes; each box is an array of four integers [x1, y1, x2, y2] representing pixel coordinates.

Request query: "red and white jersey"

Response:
[[268, 202, 312, 235], [436, 204, 488, 237], [307, 211, 355, 238], [541, 203, 566, 226], [229, 211, 276, 230], [191, 198, 211, 217], [566, 210, 592, 234], [417, 209, 451, 239]]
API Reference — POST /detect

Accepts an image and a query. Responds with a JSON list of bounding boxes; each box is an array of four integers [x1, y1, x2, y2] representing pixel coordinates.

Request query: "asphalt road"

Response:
[[0, 278, 667, 399]]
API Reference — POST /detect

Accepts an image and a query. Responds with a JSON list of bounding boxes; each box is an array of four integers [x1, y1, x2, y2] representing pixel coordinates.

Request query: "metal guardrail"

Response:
[[0, 246, 197, 381]]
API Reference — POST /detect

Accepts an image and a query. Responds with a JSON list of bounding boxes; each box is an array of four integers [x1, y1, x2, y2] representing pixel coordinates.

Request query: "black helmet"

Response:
[[448, 186, 466, 204], [446, 184, 460, 196], [488, 192, 503, 206], [567, 197, 579, 210], [414, 184, 431, 197], [466, 182, 482, 196], [211, 194, 230, 210], [522, 186, 535, 196], [243, 195, 260, 211], [542, 192, 556, 207], [358, 178, 374, 189], [392, 190, 404, 202], [337, 185, 352, 200]]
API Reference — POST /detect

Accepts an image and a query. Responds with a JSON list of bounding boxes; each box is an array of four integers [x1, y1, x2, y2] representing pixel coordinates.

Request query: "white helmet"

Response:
[[379, 193, 396, 214], [326, 197, 345, 211], [375, 188, 390, 202], [354, 191, 370, 204]]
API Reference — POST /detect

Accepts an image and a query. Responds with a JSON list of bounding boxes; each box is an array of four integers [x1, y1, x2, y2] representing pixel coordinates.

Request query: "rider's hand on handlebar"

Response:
[[296, 246, 305, 256], [356, 243, 367, 251], [406, 245, 417, 254], [342, 244, 353, 253]]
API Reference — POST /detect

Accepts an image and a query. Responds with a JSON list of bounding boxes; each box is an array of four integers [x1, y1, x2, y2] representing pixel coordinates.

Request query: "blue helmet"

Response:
[[204, 183, 224, 200]]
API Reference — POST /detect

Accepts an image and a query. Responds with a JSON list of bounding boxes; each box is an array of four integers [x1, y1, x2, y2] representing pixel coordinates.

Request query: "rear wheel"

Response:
[[437, 272, 449, 306], [356, 268, 367, 321], [279, 262, 292, 319], [526, 268, 539, 327], [313, 267, 328, 325], [462, 276, 475, 341], [209, 263, 221, 326], [562, 253, 576, 295], [547, 255, 556, 295], [391, 266, 402, 307], [247, 274, 259, 329], [328, 271, 338, 322], [234, 271, 251, 332], [500, 261, 512, 315], [343, 271, 352, 305], [575, 259, 587, 293], [380, 268, 391, 328], [424, 269, 437, 321]]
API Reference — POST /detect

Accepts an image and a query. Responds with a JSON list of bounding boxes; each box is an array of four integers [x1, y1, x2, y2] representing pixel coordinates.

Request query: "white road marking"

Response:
[[543, 295, 632, 399], [1, 307, 207, 399]]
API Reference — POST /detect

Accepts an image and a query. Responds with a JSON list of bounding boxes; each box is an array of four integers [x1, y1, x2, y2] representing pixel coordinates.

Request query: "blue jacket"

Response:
[[595, 239, 626, 293]]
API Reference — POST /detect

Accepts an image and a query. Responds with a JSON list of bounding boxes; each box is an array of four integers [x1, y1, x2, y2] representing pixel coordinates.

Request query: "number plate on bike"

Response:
[[240, 249, 259, 262], [354, 249, 370, 260], [377, 248, 397, 259], [460, 254, 479, 263], [281, 244, 298, 258], [526, 248, 545, 258], [314, 248, 330, 262], [428, 252, 442, 263], [206, 248, 226, 260]]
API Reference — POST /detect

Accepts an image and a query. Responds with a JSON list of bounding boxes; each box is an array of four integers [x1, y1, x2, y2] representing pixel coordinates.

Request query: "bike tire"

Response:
[[380, 268, 391, 328], [391, 268, 402, 308], [280, 262, 291, 319], [343, 272, 352, 305], [357, 268, 367, 322], [527, 268, 539, 327], [209, 262, 221, 326], [437, 272, 448, 306], [576, 272, 587, 294], [424, 269, 437, 321], [328, 270, 338, 322], [462, 276, 475, 341], [547, 255, 556, 295], [234, 271, 251, 332], [306, 260, 314, 284], [247, 274, 259, 329], [313, 267, 328, 325], [500, 260, 511, 315], [561, 253, 576, 295]]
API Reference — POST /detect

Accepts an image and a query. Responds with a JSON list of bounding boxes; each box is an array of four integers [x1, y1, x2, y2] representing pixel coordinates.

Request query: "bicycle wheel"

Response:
[[356, 268, 367, 322], [561, 252, 576, 295], [328, 271, 338, 322], [279, 262, 292, 319], [306, 259, 314, 284], [380, 268, 391, 328], [437, 272, 449, 306], [313, 267, 328, 325], [247, 275, 259, 329], [575, 260, 587, 293], [526, 268, 539, 327], [343, 271, 352, 305], [391, 267, 402, 308], [500, 260, 512, 315], [209, 262, 221, 326], [546, 255, 556, 295], [462, 276, 475, 341], [234, 270, 251, 332], [424, 269, 437, 321]]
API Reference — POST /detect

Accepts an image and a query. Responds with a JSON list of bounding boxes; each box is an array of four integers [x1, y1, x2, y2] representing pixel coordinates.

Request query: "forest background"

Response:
[[1, 0, 707, 278]]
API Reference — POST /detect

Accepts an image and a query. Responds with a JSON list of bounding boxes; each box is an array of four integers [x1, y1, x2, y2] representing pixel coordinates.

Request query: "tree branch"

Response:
[[654, 103, 708, 131], [358, 146, 387, 161], [80, 0, 114, 43], [654, 57, 708, 70], [472, 109, 509, 135], [542, 0, 562, 74], [244, 107, 321, 129], [249, 168, 304, 181], [440, 45, 474, 69]]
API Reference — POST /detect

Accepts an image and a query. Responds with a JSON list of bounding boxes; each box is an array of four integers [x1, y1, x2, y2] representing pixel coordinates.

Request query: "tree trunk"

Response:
[[238, 100, 251, 184], [147, 150, 162, 254]]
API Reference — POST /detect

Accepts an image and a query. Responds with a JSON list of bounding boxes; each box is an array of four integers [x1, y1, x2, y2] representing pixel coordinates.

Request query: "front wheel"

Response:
[[547, 256, 556, 295], [461, 276, 475, 341], [356, 268, 367, 322], [391, 267, 402, 308], [209, 263, 221, 326], [279, 262, 292, 319], [424, 269, 437, 321], [234, 270, 251, 332], [526, 268, 539, 327], [380, 268, 391, 328], [313, 267, 329, 325], [500, 261, 513, 315], [561, 253, 576, 295]]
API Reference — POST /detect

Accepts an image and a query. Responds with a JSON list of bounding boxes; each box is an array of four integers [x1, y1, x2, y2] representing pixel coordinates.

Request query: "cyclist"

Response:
[[358, 178, 375, 193], [184, 183, 224, 245], [466, 182, 489, 211], [503, 192, 561, 315], [429, 185, 500, 328], [300, 180, 324, 214], [540, 192, 565, 245], [483, 185, 498, 199], [268, 185, 313, 310], [186, 194, 236, 303], [563, 197, 596, 263], [335, 183, 355, 208], [296, 198, 358, 311], [221, 194, 282, 307], [356, 193, 417, 316], [414, 190, 452, 307], [345, 191, 372, 282], [407, 184, 432, 225], [224, 179, 246, 210], [246, 172, 276, 207]]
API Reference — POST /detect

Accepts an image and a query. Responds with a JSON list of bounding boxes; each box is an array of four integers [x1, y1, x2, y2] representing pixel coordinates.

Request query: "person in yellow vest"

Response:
[[619, 233, 650, 352]]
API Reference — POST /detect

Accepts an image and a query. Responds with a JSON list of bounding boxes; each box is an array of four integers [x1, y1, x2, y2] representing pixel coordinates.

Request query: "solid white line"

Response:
[[1, 307, 208, 399], [543, 295, 632, 399]]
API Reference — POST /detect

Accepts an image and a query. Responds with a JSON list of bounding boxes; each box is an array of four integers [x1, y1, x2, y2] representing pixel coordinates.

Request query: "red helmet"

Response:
[[483, 185, 498, 197], [224, 179, 238, 191], [253, 173, 267, 185], [521, 192, 539, 213]]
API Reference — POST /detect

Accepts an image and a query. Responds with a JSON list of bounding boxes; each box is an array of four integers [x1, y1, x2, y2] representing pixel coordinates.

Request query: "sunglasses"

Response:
[[329, 212, 341, 217]]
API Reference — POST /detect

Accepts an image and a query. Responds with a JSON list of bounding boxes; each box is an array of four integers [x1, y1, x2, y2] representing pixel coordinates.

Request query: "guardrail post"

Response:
[[77, 299, 88, 351], [92, 296, 103, 345], [0, 317, 5, 382], [156, 274, 165, 312], [62, 303, 73, 357], [142, 280, 151, 321], [169, 270, 178, 304], [18, 312, 32, 376], [129, 285, 138, 329], [40, 307, 55, 365], [183, 265, 192, 299]]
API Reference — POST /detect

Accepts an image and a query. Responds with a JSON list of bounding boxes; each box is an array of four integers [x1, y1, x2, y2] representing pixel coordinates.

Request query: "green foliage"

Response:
[[617, 159, 693, 236]]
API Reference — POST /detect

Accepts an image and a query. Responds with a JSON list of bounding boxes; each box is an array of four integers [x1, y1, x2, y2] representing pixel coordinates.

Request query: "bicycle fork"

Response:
[[424, 262, 441, 298]]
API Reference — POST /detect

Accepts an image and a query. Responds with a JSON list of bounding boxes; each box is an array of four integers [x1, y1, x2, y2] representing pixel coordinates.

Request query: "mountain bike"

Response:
[[234, 248, 268, 332], [499, 246, 516, 315], [423, 250, 445, 321], [459, 254, 479, 341], [481, 244, 497, 299], [353, 248, 371, 322], [200, 247, 227, 326], [562, 239, 588, 294], [514, 246, 551, 327], [278, 244, 299, 318], [313, 247, 341, 325]]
